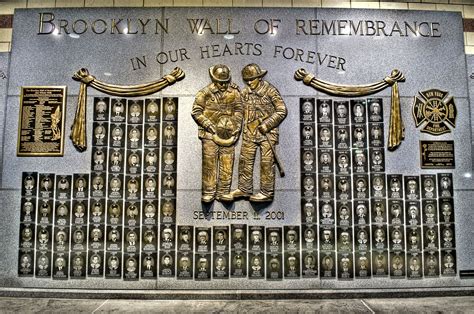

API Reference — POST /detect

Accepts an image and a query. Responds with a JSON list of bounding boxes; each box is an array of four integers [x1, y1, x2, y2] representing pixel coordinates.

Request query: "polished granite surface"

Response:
[[1, 296, 474, 313]]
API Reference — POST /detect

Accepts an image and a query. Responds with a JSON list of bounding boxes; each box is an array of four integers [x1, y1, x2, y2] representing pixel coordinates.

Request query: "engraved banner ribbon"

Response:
[[294, 68, 405, 151], [71, 67, 185, 152]]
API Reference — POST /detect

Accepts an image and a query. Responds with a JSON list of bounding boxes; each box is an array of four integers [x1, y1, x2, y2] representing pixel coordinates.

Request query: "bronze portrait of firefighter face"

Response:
[[192, 63, 287, 203]]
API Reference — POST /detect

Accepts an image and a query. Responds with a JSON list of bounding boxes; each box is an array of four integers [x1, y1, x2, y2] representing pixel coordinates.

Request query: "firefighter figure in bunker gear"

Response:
[[221, 63, 287, 203], [192, 64, 243, 203]]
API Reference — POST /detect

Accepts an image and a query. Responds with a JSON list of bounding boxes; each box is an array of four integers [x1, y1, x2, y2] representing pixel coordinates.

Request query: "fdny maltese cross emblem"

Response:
[[412, 89, 457, 135]]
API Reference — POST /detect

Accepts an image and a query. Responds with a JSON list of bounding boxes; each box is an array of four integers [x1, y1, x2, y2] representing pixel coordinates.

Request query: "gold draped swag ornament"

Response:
[[294, 68, 406, 151], [70, 67, 185, 152]]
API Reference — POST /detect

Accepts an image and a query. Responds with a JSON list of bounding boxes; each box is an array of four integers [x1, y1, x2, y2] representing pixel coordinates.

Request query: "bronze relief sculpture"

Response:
[[191, 64, 243, 203], [192, 63, 287, 203]]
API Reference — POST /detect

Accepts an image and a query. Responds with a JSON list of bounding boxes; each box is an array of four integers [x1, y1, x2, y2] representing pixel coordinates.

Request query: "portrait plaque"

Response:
[[372, 251, 388, 277], [355, 225, 370, 252], [424, 251, 440, 278], [231, 224, 247, 278], [21, 198, 36, 224], [302, 251, 318, 278], [320, 251, 336, 279], [301, 147, 316, 173], [105, 252, 122, 278], [71, 225, 87, 252], [337, 227, 353, 253], [141, 253, 157, 279], [390, 252, 405, 278], [300, 98, 315, 122], [335, 125, 350, 150], [213, 252, 229, 279], [355, 251, 371, 279], [124, 227, 139, 254], [354, 200, 369, 226], [214, 226, 229, 252], [178, 225, 193, 252], [52, 252, 68, 280], [195, 254, 211, 281], [388, 175, 404, 200], [160, 251, 176, 277], [317, 99, 332, 124], [441, 250, 456, 276], [124, 253, 139, 280], [266, 254, 283, 280], [369, 123, 384, 148], [19, 223, 35, 250], [304, 224, 318, 251], [35, 251, 52, 277], [70, 252, 86, 279], [88, 250, 104, 277], [337, 252, 354, 280], [17, 86, 67, 156], [438, 173, 454, 198], [93, 97, 109, 122], [249, 252, 264, 279], [389, 226, 404, 251], [160, 224, 176, 251], [389, 200, 404, 225], [368, 98, 383, 123], [284, 226, 300, 278], [177, 252, 193, 279], [334, 101, 349, 125], [407, 252, 423, 279], [266, 227, 283, 281]]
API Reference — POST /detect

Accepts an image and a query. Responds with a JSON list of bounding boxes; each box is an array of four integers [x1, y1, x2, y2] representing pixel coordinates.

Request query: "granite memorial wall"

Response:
[[0, 6, 473, 290]]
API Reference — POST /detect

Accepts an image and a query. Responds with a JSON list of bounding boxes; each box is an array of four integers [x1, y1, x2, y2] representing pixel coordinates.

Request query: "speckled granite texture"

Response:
[[1, 295, 474, 312]]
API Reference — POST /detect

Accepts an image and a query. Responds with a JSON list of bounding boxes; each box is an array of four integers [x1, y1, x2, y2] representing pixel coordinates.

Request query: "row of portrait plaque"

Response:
[[17, 96, 456, 281], [300, 98, 456, 279]]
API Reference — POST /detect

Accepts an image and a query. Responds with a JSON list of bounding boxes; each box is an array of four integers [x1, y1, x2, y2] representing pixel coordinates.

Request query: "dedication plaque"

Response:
[[420, 141, 455, 169], [17, 86, 67, 157]]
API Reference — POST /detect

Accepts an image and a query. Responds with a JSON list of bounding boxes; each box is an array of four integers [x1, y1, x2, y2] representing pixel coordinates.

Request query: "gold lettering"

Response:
[[296, 19, 307, 35], [321, 20, 335, 35], [138, 18, 150, 34], [111, 19, 123, 34], [91, 19, 107, 34], [38, 12, 55, 35], [418, 22, 430, 37], [349, 20, 363, 36], [72, 19, 88, 34], [127, 18, 138, 34], [155, 18, 169, 34], [58, 19, 69, 35], [432, 22, 441, 37], [337, 20, 348, 35], [389, 21, 404, 37]]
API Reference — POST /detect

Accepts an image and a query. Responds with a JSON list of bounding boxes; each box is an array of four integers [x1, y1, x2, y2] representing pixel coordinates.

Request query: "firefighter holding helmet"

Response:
[[191, 64, 243, 203], [221, 63, 287, 202]]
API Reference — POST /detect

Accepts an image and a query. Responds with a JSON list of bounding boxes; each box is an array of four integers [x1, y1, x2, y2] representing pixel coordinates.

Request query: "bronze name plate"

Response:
[[17, 86, 67, 156], [420, 140, 455, 169]]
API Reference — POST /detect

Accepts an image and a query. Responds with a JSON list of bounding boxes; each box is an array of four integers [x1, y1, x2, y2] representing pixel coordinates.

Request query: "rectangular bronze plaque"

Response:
[[17, 86, 67, 156], [420, 140, 455, 169]]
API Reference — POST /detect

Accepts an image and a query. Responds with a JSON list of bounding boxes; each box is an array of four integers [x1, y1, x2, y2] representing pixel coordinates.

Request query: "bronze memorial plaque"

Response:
[[17, 86, 67, 156], [420, 140, 455, 169]]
